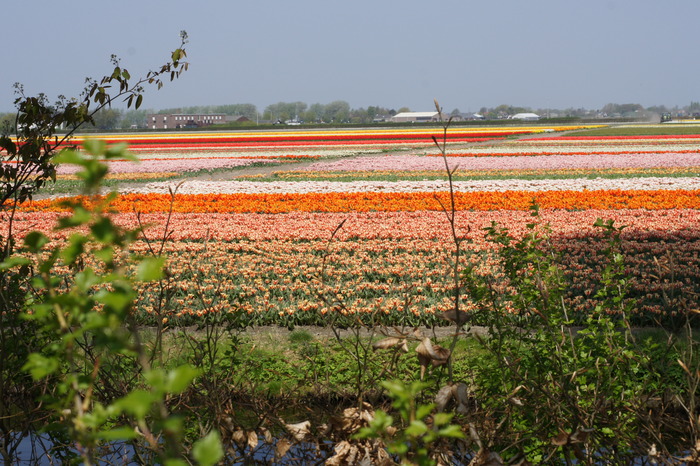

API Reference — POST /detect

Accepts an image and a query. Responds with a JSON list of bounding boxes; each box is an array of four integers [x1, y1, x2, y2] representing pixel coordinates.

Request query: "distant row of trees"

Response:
[[475, 102, 700, 120], [2, 100, 700, 132], [259, 101, 411, 124]]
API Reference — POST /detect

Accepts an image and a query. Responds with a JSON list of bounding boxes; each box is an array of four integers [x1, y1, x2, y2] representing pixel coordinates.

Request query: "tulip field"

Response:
[[10, 123, 700, 327]]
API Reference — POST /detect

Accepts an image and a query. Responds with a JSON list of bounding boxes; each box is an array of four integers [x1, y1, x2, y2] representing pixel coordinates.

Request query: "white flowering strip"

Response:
[[122, 177, 700, 195], [127, 148, 385, 159], [423, 143, 700, 156]]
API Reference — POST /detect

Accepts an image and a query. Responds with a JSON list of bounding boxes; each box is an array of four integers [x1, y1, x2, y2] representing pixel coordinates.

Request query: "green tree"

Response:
[[367, 105, 379, 121], [90, 107, 123, 130], [263, 101, 307, 122], [214, 103, 257, 119], [0, 113, 14, 134], [302, 102, 325, 122], [323, 100, 350, 123], [121, 108, 151, 129]]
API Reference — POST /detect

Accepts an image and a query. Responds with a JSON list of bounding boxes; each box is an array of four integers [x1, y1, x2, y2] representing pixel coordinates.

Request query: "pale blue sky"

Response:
[[3, 0, 699, 113]]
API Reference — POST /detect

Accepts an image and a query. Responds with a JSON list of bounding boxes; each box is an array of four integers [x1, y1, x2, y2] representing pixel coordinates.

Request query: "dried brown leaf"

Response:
[[469, 448, 504, 466], [260, 427, 273, 444], [569, 427, 593, 444], [435, 384, 454, 412], [275, 438, 291, 460], [231, 429, 246, 449], [431, 350, 451, 366], [416, 338, 451, 364], [247, 430, 258, 450], [551, 431, 569, 446], [336, 404, 374, 434], [318, 423, 331, 437], [373, 337, 407, 351], [648, 443, 658, 458], [360, 408, 374, 425], [285, 420, 311, 442], [453, 382, 469, 405], [678, 358, 691, 376], [326, 440, 353, 466], [415, 337, 433, 358], [453, 382, 469, 414]]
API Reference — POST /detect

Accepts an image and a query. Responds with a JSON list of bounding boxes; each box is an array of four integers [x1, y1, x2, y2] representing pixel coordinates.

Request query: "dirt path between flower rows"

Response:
[[174, 323, 489, 348], [185, 144, 442, 182]]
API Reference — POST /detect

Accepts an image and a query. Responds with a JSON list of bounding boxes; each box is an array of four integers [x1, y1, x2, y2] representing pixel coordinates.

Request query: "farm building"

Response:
[[510, 113, 541, 121], [147, 113, 227, 129], [390, 112, 440, 123]]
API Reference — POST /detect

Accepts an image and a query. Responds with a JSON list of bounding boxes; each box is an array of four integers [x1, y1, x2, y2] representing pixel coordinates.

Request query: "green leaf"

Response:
[[0, 256, 31, 271], [380, 380, 404, 397], [353, 410, 392, 440], [74, 268, 100, 292], [90, 218, 118, 244], [164, 460, 188, 466], [166, 365, 200, 394], [96, 289, 134, 314], [23, 353, 59, 380], [93, 246, 115, 265], [97, 426, 138, 441], [192, 430, 224, 466], [404, 420, 428, 437], [144, 368, 167, 393], [104, 142, 134, 161], [83, 139, 106, 156], [24, 231, 49, 253], [61, 234, 88, 266], [53, 148, 84, 165], [415, 403, 434, 421], [161, 415, 185, 436], [432, 412, 453, 427], [437, 424, 465, 439], [114, 390, 157, 420], [57, 206, 92, 228], [136, 256, 166, 282]]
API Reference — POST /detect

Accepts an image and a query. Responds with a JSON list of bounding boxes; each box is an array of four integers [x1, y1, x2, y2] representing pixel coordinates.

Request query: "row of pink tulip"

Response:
[[299, 153, 700, 172]]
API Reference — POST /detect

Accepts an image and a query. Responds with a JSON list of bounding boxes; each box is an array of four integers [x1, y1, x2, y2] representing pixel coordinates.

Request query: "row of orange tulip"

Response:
[[22, 190, 700, 214]]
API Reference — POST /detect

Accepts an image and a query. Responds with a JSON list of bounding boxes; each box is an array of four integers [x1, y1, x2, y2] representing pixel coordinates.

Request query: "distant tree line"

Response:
[[260, 101, 410, 124], [2, 100, 700, 132], [476, 102, 700, 120]]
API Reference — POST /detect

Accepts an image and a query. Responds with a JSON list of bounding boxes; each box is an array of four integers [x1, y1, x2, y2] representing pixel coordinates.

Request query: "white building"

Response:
[[510, 113, 540, 121], [390, 112, 440, 123]]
